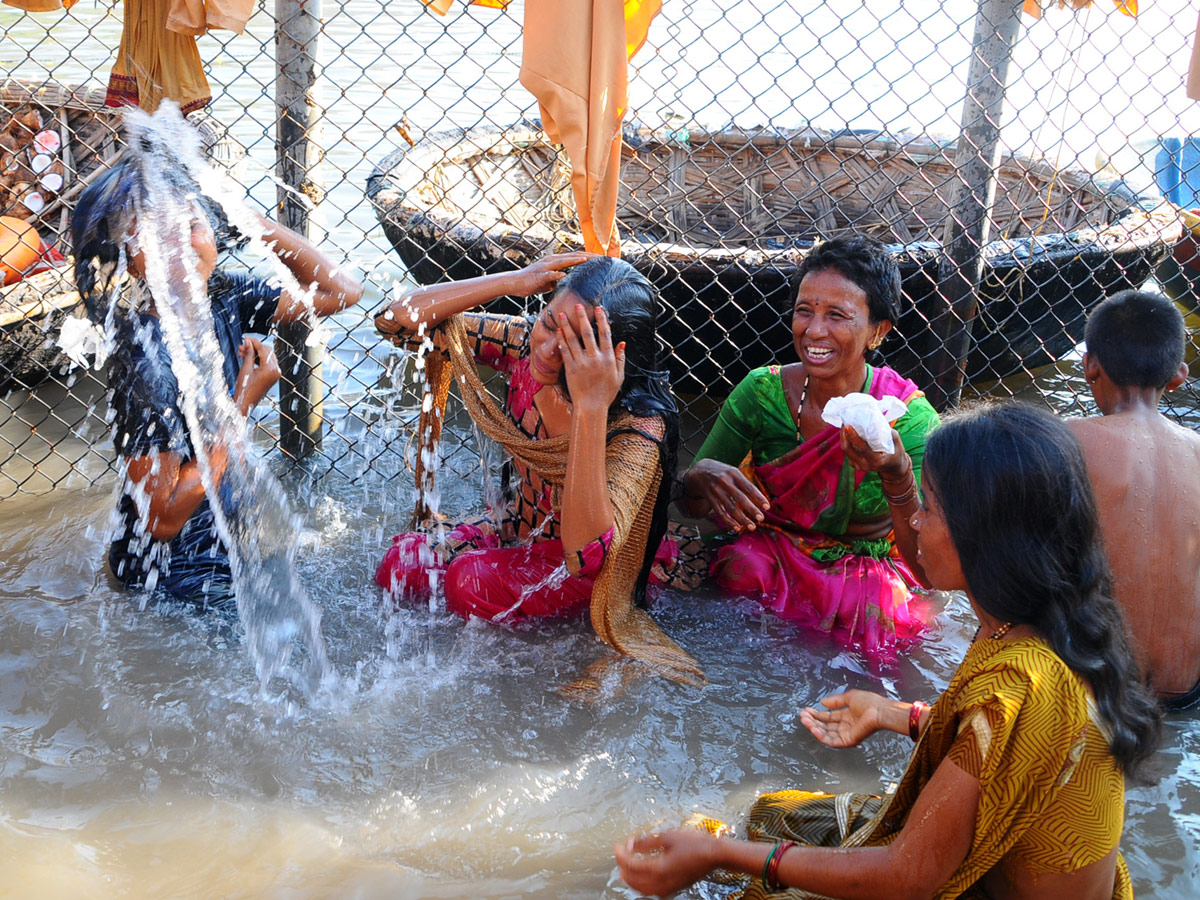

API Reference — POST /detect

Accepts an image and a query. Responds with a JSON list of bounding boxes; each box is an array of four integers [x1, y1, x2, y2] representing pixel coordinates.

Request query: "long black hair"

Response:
[[923, 402, 1161, 780], [72, 145, 239, 323], [553, 256, 679, 606]]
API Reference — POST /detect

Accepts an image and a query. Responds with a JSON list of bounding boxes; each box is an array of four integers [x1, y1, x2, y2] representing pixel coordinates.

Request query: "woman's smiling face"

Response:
[[791, 268, 889, 378]]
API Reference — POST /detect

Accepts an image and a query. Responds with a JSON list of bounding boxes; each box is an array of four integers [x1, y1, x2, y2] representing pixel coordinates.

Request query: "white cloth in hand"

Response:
[[821, 392, 908, 454], [57, 315, 109, 370]]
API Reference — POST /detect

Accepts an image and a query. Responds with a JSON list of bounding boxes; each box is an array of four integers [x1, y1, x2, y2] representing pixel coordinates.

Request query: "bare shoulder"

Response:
[[1162, 416, 1200, 456], [1064, 414, 1115, 456]]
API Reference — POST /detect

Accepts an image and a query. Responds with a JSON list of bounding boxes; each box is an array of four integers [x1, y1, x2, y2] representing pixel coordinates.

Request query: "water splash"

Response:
[[112, 104, 330, 698]]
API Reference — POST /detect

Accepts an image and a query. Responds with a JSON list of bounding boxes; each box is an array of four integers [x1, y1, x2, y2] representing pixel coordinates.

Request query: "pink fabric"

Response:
[[712, 531, 928, 659], [713, 365, 931, 660], [377, 527, 676, 622]]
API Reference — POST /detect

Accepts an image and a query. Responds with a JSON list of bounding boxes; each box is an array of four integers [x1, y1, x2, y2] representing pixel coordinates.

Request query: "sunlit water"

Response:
[[1, 0, 1199, 896]]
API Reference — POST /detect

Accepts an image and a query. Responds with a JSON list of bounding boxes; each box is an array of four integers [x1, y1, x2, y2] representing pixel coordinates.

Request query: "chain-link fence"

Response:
[[2, 0, 1199, 503]]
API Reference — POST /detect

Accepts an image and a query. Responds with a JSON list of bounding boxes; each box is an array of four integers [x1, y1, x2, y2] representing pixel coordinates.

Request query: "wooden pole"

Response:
[[275, 0, 324, 458], [927, 0, 1025, 410]]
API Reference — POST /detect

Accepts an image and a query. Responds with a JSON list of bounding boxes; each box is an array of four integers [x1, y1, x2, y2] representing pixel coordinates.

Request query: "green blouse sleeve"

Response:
[[693, 369, 763, 466]]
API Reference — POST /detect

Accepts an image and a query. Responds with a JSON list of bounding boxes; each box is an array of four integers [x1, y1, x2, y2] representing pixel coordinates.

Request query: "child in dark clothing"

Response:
[[73, 147, 362, 610]]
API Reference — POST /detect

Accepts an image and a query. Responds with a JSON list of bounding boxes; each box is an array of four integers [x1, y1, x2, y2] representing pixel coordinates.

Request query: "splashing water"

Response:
[[110, 104, 330, 698]]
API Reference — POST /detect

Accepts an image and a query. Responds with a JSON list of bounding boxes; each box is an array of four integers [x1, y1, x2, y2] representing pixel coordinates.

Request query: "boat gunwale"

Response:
[[368, 122, 1182, 273]]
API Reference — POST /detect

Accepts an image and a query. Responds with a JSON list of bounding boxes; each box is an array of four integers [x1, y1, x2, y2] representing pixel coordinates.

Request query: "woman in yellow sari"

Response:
[[616, 403, 1162, 900]]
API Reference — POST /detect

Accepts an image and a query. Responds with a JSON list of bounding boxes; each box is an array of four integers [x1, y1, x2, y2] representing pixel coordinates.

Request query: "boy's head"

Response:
[[1084, 290, 1188, 390], [72, 153, 239, 321]]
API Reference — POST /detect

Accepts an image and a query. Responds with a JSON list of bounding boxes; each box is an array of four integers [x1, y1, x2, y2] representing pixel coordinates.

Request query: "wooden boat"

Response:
[[367, 123, 1182, 396], [0, 79, 242, 395]]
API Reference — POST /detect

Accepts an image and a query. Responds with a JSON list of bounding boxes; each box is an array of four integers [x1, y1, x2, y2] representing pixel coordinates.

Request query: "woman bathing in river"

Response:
[[681, 235, 938, 658], [617, 402, 1162, 900], [375, 255, 703, 683]]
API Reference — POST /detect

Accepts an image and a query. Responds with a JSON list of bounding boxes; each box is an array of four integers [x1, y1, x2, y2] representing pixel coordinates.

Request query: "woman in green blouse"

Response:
[[680, 236, 938, 658]]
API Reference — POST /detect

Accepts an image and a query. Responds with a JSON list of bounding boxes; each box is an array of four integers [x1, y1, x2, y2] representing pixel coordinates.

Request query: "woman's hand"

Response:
[[800, 689, 892, 748], [557, 303, 624, 413], [614, 829, 720, 897], [234, 336, 281, 414], [683, 458, 770, 531], [841, 425, 910, 480], [375, 252, 593, 340], [511, 252, 595, 298]]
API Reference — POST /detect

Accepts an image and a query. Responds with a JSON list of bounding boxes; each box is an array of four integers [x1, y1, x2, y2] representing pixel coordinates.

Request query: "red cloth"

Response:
[[377, 524, 676, 622]]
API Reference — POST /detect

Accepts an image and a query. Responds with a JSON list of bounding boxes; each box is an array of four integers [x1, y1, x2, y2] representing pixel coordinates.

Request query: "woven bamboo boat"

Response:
[[0, 79, 242, 394], [367, 123, 1182, 393]]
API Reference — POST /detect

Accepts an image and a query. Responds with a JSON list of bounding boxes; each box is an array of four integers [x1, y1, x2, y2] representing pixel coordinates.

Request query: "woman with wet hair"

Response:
[[681, 235, 938, 659], [73, 150, 362, 610], [375, 254, 703, 683], [617, 402, 1161, 900]]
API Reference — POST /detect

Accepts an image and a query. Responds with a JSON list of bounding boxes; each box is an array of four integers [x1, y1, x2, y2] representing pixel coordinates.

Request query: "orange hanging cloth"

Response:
[[421, 0, 512, 15], [1021, 0, 1137, 19], [519, 0, 662, 256], [2, 0, 79, 11], [105, 0, 212, 113]]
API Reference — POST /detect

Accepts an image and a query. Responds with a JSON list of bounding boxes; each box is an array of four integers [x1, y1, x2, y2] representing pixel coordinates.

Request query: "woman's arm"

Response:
[[374, 253, 592, 339], [616, 757, 979, 900], [799, 688, 928, 747], [841, 425, 929, 587], [680, 458, 769, 530], [125, 447, 228, 541], [558, 303, 624, 556], [680, 376, 769, 528], [259, 215, 364, 322], [123, 337, 279, 541]]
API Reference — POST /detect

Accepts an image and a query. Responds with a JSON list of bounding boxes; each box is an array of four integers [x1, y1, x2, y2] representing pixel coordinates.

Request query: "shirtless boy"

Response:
[[1068, 290, 1200, 710]]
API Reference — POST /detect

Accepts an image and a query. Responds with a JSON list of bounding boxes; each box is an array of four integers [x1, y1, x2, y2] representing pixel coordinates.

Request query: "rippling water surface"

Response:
[[1, 0, 1198, 896]]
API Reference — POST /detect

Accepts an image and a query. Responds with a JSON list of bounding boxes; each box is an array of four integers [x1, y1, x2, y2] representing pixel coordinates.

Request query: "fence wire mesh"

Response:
[[1, 0, 1199, 503]]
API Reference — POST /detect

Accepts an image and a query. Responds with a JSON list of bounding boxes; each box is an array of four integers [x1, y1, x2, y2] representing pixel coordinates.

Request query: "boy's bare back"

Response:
[[1069, 411, 1200, 695]]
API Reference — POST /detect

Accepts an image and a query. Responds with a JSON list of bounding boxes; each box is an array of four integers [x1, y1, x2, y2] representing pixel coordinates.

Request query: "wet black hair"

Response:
[[923, 401, 1161, 780], [72, 154, 240, 323], [792, 234, 903, 326], [553, 256, 680, 606], [1085, 290, 1186, 389]]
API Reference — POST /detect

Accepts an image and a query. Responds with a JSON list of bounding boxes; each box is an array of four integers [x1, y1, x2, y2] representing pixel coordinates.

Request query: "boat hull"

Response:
[[368, 126, 1180, 398]]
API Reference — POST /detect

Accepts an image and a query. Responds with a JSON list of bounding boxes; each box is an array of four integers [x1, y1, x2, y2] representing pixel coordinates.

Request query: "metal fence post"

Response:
[[928, 0, 1024, 410], [275, 0, 324, 458]]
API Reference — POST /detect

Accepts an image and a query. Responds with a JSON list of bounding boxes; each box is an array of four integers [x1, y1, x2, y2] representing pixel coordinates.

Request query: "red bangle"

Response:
[[909, 701, 928, 741], [767, 840, 796, 890]]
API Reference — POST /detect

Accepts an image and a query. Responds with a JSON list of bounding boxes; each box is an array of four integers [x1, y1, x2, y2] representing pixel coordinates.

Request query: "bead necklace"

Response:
[[972, 620, 1014, 642]]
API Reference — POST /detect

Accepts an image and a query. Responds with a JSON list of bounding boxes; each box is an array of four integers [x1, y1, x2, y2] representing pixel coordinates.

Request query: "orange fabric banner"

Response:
[[520, 0, 662, 256], [422, 0, 511, 15], [1021, 0, 1137, 19]]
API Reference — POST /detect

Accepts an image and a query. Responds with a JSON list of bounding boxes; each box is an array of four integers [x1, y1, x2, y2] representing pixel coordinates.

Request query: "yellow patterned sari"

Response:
[[736, 636, 1130, 899]]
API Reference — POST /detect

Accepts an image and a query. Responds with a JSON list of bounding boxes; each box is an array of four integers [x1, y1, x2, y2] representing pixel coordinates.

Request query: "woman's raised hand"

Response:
[[557, 303, 624, 412], [614, 829, 719, 897], [233, 336, 281, 414], [800, 689, 890, 748], [685, 458, 770, 532], [512, 252, 595, 297], [841, 424, 911, 481]]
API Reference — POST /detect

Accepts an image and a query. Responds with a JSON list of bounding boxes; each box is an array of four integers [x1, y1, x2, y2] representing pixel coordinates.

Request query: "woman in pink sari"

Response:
[[681, 236, 938, 658]]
